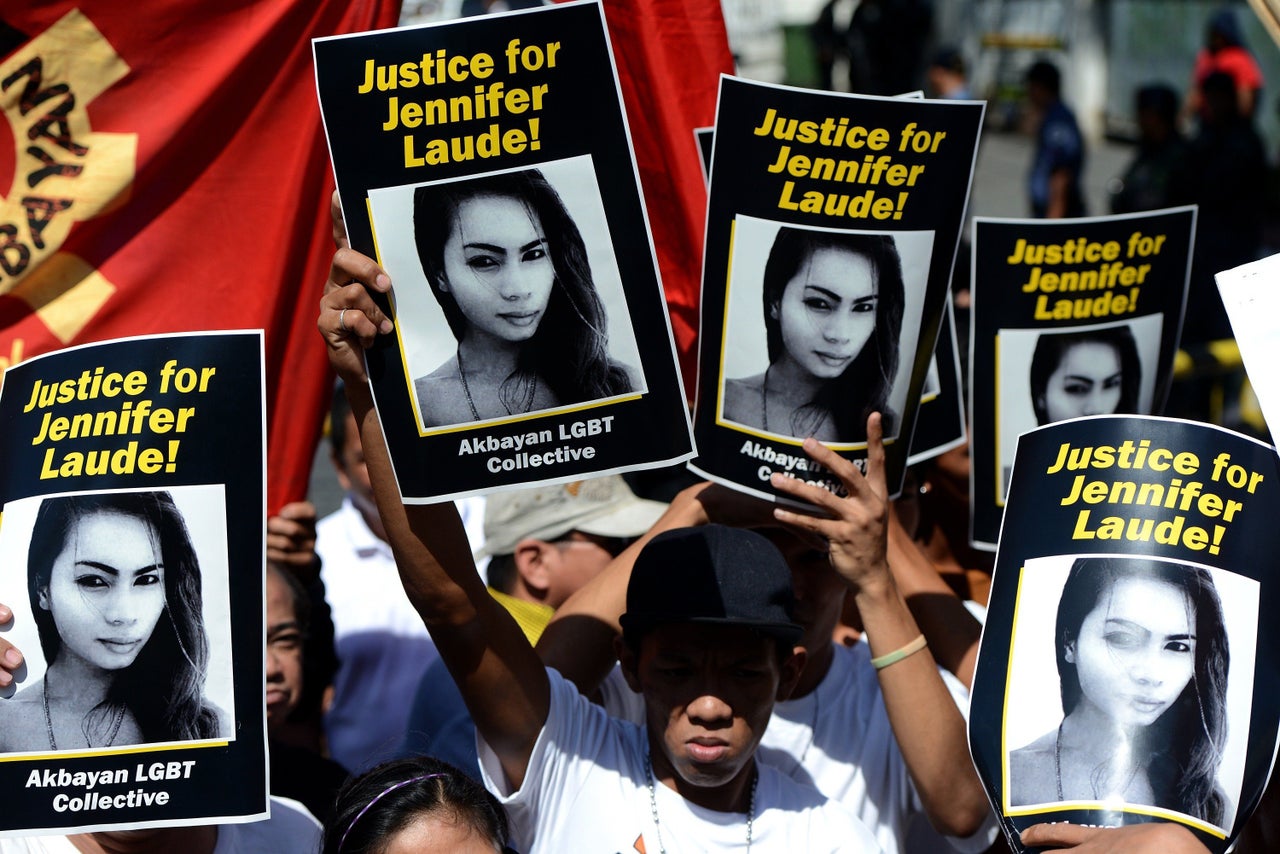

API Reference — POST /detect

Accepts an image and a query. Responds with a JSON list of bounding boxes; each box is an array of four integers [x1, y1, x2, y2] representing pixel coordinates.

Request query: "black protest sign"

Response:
[[969, 207, 1196, 548], [688, 76, 982, 501], [969, 415, 1280, 852], [0, 332, 265, 835], [313, 0, 692, 502], [907, 300, 966, 466], [689, 120, 966, 470]]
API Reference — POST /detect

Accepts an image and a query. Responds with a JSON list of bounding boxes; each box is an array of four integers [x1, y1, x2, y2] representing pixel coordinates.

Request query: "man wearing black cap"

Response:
[[319, 279, 881, 850], [541, 429, 993, 854]]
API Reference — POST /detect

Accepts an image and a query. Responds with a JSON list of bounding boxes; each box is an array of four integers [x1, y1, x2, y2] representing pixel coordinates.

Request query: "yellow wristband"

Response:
[[871, 634, 928, 670]]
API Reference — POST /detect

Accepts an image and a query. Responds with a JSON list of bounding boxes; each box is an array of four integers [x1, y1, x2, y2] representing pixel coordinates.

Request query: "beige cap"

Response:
[[478, 476, 667, 558]]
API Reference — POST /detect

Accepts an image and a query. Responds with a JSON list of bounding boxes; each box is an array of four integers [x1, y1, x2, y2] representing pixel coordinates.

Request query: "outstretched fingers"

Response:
[[862, 411, 887, 498], [330, 189, 349, 250], [769, 412, 887, 514], [767, 414, 890, 589]]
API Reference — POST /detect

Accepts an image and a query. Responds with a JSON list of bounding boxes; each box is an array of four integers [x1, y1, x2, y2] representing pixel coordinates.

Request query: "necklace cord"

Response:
[[644, 752, 757, 852], [43, 674, 125, 751]]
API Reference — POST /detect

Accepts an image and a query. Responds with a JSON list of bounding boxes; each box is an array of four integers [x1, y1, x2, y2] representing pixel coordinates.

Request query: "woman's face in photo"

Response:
[[1042, 341, 1124, 421], [42, 510, 166, 672], [776, 246, 878, 380], [1068, 576, 1196, 729], [440, 194, 554, 345]]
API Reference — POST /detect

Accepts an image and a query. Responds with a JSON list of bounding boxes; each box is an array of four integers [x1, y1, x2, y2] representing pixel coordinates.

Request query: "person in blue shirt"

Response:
[[1026, 60, 1086, 218]]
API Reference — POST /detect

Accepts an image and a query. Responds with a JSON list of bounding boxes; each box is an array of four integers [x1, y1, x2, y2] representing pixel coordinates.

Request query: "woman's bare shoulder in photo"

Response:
[[0, 680, 50, 753], [414, 360, 472, 428], [722, 374, 765, 427], [1008, 730, 1060, 806]]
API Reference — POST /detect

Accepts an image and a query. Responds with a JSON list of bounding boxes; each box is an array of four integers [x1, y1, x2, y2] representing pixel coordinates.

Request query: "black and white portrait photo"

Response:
[[0, 486, 235, 754], [996, 316, 1163, 497], [368, 155, 647, 433], [717, 216, 933, 446], [1003, 554, 1257, 833]]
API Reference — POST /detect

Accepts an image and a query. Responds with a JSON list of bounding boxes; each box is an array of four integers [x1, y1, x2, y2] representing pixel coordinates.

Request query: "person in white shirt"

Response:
[[542, 482, 995, 854], [320, 253, 884, 852]]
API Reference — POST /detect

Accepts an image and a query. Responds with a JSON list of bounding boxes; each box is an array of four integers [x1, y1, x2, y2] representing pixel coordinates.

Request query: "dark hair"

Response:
[[1027, 60, 1062, 97], [1056, 556, 1228, 824], [324, 756, 509, 854], [267, 565, 311, 638], [485, 552, 517, 596], [1029, 326, 1142, 425], [930, 46, 966, 76], [1201, 71, 1241, 121], [413, 169, 631, 410], [761, 228, 904, 440], [1136, 84, 1181, 126], [28, 491, 220, 742], [1207, 7, 1244, 48]]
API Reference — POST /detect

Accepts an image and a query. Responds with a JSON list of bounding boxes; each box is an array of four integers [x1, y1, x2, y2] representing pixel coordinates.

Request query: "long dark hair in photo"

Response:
[[324, 756, 510, 854], [1056, 556, 1229, 824], [1029, 326, 1142, 425], [762, 228, 905, 439], [414, 168, 631, 409], [28, 491, 220, 743]]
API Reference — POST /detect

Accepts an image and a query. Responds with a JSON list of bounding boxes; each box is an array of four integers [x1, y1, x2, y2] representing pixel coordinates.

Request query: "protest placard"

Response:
[[907, 301, 967, 466], [688, 118, 966, 470], [969, 414, 1280, 852], [1216, 252, 1280, 442], [969, 207, 1196, 548], [687, 76, 982, 501], [313, 0, 693, 502], [0, 331, 265, 836]]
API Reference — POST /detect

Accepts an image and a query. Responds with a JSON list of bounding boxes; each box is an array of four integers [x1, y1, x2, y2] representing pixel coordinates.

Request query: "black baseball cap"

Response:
[[620, 525, 803, 646]]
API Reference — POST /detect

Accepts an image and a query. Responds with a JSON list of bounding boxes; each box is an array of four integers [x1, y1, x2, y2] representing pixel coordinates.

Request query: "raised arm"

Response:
[[318, 251, 548, 788], [770, 414, 990, 837], [885, 507, 981, 688]]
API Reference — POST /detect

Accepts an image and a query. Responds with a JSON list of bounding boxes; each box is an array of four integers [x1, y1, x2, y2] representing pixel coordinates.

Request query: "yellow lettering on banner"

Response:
[[1049, 442, 1266, 557], [40, 440, 180, 479], [0, 9, 137, 342]]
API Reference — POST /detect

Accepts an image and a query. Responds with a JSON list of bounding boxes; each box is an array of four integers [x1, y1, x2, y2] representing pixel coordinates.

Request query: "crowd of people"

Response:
[[0, 4, 1277, 854]]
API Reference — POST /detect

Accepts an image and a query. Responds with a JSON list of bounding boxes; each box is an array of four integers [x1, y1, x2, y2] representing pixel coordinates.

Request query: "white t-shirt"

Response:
[[479, 668, 882, 853], [0, 796, 322, 853], [601, 643, 996, 854]]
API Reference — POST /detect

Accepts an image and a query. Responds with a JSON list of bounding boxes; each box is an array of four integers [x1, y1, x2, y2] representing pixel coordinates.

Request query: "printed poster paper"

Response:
[[1216, 252, 1280, 443], [907, 299, 968, 466], [969, 208, 1196, 548], [313, 0, 694, 502], [0, 332, 266, 836], [969, 415, 1280, 852], [689, 76, 983, 501], [689, 120, 966, 469]]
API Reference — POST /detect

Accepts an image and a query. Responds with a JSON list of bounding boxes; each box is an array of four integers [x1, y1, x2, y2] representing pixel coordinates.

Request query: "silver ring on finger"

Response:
[[338, 308, 349, 333]]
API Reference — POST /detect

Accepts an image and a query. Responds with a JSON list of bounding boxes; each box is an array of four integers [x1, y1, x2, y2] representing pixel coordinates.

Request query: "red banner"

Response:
[[0, 1, 400, 512], [576, 0, 733, 393]]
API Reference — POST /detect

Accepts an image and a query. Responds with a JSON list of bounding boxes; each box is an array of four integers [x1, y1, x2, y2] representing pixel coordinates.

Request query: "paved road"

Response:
[[971, 126, 1132, 220]]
